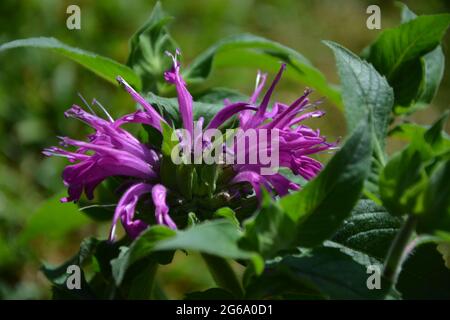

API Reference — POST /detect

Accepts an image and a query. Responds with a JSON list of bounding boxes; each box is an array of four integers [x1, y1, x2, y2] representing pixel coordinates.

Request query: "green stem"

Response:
[[201, 253, 244, 298], [383, 214, 417, 285]]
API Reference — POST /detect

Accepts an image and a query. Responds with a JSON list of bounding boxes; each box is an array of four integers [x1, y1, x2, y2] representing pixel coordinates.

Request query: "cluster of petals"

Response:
[[44, 50, 334, 241]]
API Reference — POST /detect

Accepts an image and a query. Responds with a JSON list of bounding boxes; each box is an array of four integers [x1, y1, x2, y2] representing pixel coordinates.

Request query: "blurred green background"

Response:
[[0, 0, 449, 299]]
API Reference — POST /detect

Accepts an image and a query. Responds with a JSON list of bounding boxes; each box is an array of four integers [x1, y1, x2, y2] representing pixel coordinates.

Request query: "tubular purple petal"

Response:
[[230, 171, 270, 200], [47, 104, 160, 203], [116, 76, 166, 131], [264, 89, 312, 129], [109, 182, 152, 241], [114, 110, 164, 132], [265, 174, 300, 196], [65, 104, 111, 129], [152, 184, 177, 230], [287, 110, 326, 127], [164, 51, 194, 136], [252, 64, 286, 121], [206, 102, 256, 129]]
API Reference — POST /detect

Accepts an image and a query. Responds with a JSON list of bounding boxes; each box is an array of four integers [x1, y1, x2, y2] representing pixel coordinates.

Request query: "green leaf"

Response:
[[201, 253, 244, 298], [240, 193, 297, 259], [144, 93, 180, 125], [397, 243, 450, 299], [379, 146, 428, 216], [423, 111, 450, 156], [159, 158, 178, 191], [213, 207, 240, 227], [160, 121, 199, 198], [160, 121, 178, 158], [365, 13, 450, 112], [127, 1, 177, 92], [155, 220, 252, 258], [177, 164, 195, 199], [368, 13, 450, 77], [389, 122, 427, 140], [20, 191, 90, 242], [364, 155, 384, 200], [42, 238, 98, 300], [417, 159, 450, 236], [246, 246, 388, 299], [379, 113, 450, 216], [183, 34, 342, 108], [197, 164, 219, 197], [390, 121, 450, 151], [139, 124, 163, 150], [324, 41, 391, 199], [120, 259, 158, 299], [196, 87, 248, 104], [280, 118, 373, 247], [111, 225, 176, 286], [0, 37, 141, 89], [396, 3, 446, 113], [324, 41, 393, 147], [154, 220, 263, 273], [332, 200, 402, 259]]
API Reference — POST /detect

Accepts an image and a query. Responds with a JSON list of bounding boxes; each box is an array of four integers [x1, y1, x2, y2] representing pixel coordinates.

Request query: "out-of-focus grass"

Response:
[[0, 0, 449, 299]]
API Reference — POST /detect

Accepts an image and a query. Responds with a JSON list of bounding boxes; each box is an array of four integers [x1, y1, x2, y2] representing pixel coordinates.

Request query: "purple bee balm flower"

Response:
[[219, 64, 336, 198], [45, 49, 334, 242], [44, 105, 159, 203], [44, 100, 175, 241]]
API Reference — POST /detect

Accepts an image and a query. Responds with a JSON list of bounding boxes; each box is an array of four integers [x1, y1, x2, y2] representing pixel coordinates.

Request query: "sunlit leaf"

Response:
[[184, 34, 342, 108], [20, 192, 90, 242], [324, 41, 393, 148], [111, 225, 176, 286], [246, 246, 388, 299], [332, 200, 402, 259], [380, 113, 450, 216], [0, 37, 141, 89], [280, 118, 373, 247], [365, 12, 450, 113]]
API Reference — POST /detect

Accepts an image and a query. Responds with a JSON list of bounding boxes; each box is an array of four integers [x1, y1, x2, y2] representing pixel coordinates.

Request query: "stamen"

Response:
[[79, 204, 117, 210], [165, 49, 181, 67], [78, 92, 96, 115], [255, 71, 262, 91], [92, 98, 114, 122]]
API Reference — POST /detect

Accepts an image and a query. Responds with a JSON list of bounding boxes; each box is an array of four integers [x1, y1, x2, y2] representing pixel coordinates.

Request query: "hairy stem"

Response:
[[383, 214, 417, 285], [201, 253, 244, 298]]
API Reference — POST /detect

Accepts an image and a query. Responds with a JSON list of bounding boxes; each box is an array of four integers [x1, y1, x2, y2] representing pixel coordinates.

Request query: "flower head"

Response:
[[45, 50, 335, 241]]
